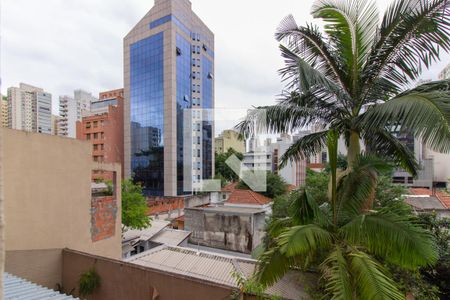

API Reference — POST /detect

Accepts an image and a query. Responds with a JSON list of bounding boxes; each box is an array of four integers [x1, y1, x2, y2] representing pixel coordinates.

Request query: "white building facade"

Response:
[[7, 83, 52, 134]]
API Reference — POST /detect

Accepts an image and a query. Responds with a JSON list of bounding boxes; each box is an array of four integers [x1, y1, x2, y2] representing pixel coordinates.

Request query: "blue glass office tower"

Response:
[[124, 0, 214, 196]]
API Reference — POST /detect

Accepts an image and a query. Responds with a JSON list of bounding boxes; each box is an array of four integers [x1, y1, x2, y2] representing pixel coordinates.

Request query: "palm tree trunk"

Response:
[[347, 130, 361, 169]]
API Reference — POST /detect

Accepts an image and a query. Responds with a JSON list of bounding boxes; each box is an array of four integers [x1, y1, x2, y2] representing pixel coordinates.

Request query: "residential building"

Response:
[[76, 89, 124, 180], [2, 128, 121, 289], [242, 151, 273, 172], [184, 205, 266, 254], [405, 188, 450, 218], [124, 0, 215, 196], [51, 114, 60, 135], [59, 89, 97, 138], [1, 94, 8, 127], [271, 134, 307, 187], [438, 63, 450, 80], [7, 83, 52, 134], [215, 129, 245, 154]]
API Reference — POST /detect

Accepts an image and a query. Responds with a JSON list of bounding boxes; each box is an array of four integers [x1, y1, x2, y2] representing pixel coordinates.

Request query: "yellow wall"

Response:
[[215, 130, 245, 154], [3, 128, 121, 286]]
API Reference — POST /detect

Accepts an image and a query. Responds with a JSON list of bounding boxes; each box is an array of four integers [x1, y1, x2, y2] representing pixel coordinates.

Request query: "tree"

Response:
[[237, 0, 450, 176], [215, 148, 244, 182], [256, 154, 438, 299], [237, 172, 288, 198], [305, 168, 329, 205], [122, 179, 151, 230]]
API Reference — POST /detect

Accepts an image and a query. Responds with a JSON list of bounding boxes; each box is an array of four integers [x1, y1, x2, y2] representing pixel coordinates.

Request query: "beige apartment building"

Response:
[[1, 94, 8, 127], [215, 129, 245, 154], [2, 128, 121, 289]]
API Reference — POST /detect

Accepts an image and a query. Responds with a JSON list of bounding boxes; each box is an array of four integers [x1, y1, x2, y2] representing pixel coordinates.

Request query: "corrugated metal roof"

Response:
[[4, 272, 79, 300], [122, 219, 170, 243], [126, 245, 307, 299], [149, 228, 191, 246]]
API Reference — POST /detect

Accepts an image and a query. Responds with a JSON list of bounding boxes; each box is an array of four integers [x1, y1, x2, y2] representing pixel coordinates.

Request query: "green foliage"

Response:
[[256, 156, 438, 299], [238, 172, 288, 199], [213, 174, 227, 188], [231, 271, 282, 300], [417, 214, 450, 299], [215, 148, 243, 182], [305, 169, 329, 205], [122, 179, 151, 230], [79, 268, 101, 297]]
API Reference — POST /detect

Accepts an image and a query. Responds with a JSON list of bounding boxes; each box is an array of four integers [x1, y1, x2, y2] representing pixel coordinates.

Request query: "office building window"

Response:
[[130, 32, 164, 196]]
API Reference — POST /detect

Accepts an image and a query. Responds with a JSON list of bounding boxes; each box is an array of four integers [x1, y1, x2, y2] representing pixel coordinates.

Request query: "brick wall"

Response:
[[91, 196, 117, 242]]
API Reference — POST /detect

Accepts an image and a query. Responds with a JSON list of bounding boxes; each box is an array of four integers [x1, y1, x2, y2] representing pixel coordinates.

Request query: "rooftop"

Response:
[[226, 189, 272, 206], [122, 219, 170, 243], [4, 272, 79, 300], [150, 228, 191, 246], [186, 205, 265, 215], [408, 188, 450, 209], [126, 245, 306, 299]]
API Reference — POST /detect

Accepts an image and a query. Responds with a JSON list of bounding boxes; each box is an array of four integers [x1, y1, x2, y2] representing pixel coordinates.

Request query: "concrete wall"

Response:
[[184, 208, 265, 253], [62, 249, 233, 300], [2, 129, 122, 287]]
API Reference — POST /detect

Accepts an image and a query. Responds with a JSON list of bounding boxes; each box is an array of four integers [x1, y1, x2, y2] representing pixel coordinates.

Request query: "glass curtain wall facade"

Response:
[[176, 33, 192, 195], [124, 0, 214, 196], [130, 33, 165, 196]]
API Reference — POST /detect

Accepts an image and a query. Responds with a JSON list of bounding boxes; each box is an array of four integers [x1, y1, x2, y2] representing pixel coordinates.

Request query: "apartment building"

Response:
[[76, 89, 124, 179], [215, 129, 245, 154], [1, 95, 8, 127], [59, 89, 97, 138], [7, 83, 52, 134]]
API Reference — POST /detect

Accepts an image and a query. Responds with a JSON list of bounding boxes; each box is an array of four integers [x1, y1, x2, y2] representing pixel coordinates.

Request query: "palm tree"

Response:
[[237, 1, 449, 297], [256, 133, 438, 298], [237, 0, 450, 174]]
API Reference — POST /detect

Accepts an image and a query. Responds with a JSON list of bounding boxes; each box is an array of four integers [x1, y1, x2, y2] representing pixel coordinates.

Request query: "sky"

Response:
[[1, 0, 449, 133]]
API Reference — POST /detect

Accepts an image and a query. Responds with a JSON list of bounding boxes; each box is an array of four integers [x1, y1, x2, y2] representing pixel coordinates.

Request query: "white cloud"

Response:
[[1, 0, 448, 120]]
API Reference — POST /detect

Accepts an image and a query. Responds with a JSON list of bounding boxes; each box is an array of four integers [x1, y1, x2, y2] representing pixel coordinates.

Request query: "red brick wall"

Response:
[[91, 196, 117, 242], [76, 95, 124, 180]]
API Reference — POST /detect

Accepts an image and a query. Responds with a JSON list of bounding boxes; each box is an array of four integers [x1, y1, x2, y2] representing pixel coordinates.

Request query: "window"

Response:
[[197, 149, 201, 157], [101, 144, 104, 150], [94, 133, 98, 139], [176, 47, 182, 56], [100, 120, 104, 126], [86, 133, 91, 140], [93, 121, 98, 128], [93, 144, 98, 151], [86, 122, 91, 129], [101, 132, 105, 139], [197, 136, 201, 144]]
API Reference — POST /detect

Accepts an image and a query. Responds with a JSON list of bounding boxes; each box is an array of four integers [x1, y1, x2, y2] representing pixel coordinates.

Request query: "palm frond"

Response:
[[279, 130, 329, 168], [363, 84, 450, 153], [362, 128, 419, 175], [276, 15, 346, 89], [256, 247, 292, 287], [290, 188, 328, 226], [312, 0, 379, 94], [320, 246, 353, 300], [341, 205, 438, 269], [278, 224, 332, 257], [349, 249, 405, 300], [336, 155, 391, 222], [363, 0, 450, 95]]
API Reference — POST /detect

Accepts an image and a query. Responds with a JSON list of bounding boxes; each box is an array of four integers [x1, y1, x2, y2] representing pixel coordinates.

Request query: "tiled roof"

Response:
[[4, 272, 79, 300], [407, 188, 450, 209], [126, 245, 307, 300], [405, 196, 446, 210], [226, 189, 272, 205], [221, 182, 238, 192], [436, 192, 450, 209], [409, 188, 432, 196]]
